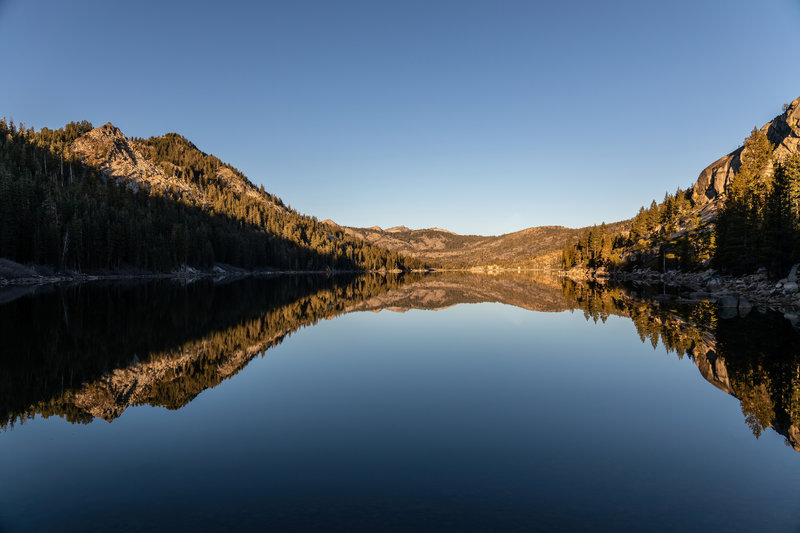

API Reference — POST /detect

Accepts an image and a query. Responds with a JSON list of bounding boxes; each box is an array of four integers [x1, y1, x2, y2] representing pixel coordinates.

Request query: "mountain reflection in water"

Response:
[[2, 272, 800, 453]]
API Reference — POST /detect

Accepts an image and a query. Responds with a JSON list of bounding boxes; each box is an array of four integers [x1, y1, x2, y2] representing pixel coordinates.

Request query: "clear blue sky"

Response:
[[1, 0, 799, 235]]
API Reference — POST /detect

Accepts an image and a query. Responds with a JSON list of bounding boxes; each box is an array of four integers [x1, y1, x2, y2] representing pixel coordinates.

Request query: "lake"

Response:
[[2, 273, 800, 532]]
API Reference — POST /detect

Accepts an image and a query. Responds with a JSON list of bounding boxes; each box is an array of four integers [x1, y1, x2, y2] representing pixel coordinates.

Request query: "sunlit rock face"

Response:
[[71, 123, 193, 198], [70, 123, 284, 209], [691, 96, 800, 205]]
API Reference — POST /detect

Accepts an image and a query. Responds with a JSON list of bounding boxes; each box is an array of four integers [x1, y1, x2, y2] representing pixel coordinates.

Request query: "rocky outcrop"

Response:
[[71, 123, 201, 201], [70, 123, 290, 214], [691, 151, 740, 203], [691, 96, 800, 204]]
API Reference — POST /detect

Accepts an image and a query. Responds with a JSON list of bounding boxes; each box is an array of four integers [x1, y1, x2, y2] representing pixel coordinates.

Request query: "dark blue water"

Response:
[[1, 276, 799, 532]]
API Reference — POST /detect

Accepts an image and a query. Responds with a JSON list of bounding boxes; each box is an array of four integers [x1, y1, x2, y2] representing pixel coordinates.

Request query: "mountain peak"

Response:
[[97, 122, 123, 136], [71, 123, 197, 198]]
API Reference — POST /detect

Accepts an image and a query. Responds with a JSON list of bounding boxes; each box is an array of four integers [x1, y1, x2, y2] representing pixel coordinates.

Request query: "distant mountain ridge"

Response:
[[322, 220, 627, 268]]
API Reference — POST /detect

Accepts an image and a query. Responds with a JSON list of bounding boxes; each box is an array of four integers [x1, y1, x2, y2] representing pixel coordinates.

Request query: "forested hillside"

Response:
[[715, 128, 800, 273], [560, 187, 713, 272], [0, 120, 424, 273], [561, 96, 800, 276]]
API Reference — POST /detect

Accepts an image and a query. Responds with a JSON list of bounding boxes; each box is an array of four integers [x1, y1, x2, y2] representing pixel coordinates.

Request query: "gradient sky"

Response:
[[1, 0, 799, 235]]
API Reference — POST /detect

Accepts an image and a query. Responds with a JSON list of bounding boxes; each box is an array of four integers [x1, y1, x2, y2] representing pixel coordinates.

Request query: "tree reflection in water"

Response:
[[3, 272, 800, 452], [563, 280, 800, 450], [0, 274, 408, 428]]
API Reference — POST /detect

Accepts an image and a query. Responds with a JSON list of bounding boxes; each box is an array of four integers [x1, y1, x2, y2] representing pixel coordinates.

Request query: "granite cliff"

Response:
[[691, 96, 800, 206]]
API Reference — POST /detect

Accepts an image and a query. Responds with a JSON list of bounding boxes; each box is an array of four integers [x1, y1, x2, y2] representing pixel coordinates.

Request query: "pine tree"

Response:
[[715, 128, 775, 273]]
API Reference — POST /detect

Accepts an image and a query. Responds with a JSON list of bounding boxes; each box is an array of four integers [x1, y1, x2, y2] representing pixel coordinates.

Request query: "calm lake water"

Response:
[[2, 274, 800, 532]]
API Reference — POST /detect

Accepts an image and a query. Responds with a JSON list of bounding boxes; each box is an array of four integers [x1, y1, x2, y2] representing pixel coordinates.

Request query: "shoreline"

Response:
[[0, 261, 433, 289], [564, 265, 800, 314], [7, 259, 800, 319]]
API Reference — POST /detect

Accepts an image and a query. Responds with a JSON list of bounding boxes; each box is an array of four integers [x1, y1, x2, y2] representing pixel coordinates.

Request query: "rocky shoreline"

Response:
[[0, 259, 281, 287], [0, 258, 428, 290], [566, 265, 800, 320]]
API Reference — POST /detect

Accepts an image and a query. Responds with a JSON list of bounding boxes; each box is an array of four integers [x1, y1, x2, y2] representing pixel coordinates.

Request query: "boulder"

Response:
[[784, 282, 799, 293], [789, 264, 800, 283], [718, 295, 738, 308]]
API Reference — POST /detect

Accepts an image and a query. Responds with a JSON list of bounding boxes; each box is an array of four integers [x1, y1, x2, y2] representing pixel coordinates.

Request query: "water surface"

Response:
[[2, 274, 800, 532]]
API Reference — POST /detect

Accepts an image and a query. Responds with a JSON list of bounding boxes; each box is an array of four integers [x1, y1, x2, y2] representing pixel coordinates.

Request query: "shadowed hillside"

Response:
[[0, 274, 410, 427], [0, 120, 423, 274]]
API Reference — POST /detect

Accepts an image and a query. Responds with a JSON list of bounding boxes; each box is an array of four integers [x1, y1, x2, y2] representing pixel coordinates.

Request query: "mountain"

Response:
[[323, 221, 628, 269], [0, 118, 626, 274], [0, 120, 423, 274]]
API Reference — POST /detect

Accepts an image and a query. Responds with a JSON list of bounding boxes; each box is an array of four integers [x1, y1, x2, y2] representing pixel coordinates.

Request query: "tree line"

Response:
[[560, 188, 709, 272], [715, 128, 800, 274]]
